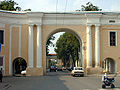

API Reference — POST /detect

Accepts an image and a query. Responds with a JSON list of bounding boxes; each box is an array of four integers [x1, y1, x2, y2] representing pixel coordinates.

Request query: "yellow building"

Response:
[[0, 10, 120, 76]]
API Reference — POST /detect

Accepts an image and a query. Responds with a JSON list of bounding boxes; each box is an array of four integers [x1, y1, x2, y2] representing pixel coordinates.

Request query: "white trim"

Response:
[[19, 25, 21, 57], [28, 25, 34, 67], [115, 62, 117, 73], [108, 30, 117, 46], [9, 25, 12, 75], [0, 23, 5, 28], [37, 25, 42, 68], [86, 25, 92, 68], [95, 25, 100, 67]]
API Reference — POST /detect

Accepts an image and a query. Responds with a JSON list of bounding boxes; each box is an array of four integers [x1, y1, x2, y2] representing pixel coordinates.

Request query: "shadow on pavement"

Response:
[[0, 75, 69, 90]]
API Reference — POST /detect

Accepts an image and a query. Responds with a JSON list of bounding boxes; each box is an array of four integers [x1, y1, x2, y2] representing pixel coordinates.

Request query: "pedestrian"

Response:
[[102, 73, 107, 82], [0, 68, 3, 82]]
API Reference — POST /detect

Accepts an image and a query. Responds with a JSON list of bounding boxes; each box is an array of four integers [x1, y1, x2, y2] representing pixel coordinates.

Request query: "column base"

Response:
[[86, 66, 92, 68], [95, 66, 100, 68], [86, 67, 103, 75], [26, 67, 43, 76]]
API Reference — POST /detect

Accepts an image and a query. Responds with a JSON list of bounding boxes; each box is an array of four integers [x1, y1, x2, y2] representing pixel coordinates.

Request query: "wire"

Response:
[[63, 0, 68, 25], [56, 0, 58, 27]]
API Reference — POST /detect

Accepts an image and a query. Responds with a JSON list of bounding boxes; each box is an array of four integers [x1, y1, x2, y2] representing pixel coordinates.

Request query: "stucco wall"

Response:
[[42, 25, 87, 73], [100, 25, 120, 72]]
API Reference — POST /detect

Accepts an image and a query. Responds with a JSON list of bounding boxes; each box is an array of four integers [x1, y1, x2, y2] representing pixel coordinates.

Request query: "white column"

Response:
[[28, 25, 34, 67], [36, 25, 42, 68], [19, 25, 21, 57], [9, 25, 12, 75], [86, 25, 92, 68], [95, 25, 100, 67], [106, 60, 108, 72]]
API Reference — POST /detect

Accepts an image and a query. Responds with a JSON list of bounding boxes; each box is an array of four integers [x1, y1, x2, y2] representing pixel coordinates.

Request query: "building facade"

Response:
[[0, 10, 120, 76]]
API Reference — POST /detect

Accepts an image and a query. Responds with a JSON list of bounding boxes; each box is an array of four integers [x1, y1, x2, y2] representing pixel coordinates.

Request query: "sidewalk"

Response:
[[0, 76, 14, 90], [0, 82, 12, 90]]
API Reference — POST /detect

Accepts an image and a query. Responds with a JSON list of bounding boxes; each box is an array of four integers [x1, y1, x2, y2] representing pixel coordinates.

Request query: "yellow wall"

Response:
[[11, 27, 19, 62], [0, 24, 10, 75], [100, 25, 120, 72], [1, 23, 120, 75], [42, 25, 87, 73], [91, 25, 95, 67], [21, 24, 29, 65], [33, 25, 37, 67]]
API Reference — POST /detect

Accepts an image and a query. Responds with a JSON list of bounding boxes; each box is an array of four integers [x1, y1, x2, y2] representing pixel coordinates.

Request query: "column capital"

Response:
[[36, 24, 42, 26], [29, 24, 34, 26], [86, 24, 92, 27], [95, 24, 101, 27]]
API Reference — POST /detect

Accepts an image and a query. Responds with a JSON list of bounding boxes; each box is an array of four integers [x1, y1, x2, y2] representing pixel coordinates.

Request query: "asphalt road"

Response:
[[0, 71, 120, 90]]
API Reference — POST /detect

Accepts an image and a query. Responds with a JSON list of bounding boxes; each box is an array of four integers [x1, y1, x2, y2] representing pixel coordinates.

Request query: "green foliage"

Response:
[[46, 36, 55, 55], [55, 32, 80, 67], [76, 2, 102, 11], [0, 0, 21, 11]]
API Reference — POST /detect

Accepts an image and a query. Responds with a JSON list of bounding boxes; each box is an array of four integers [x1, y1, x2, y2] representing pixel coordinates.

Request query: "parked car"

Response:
[[71, 67, 84, 77], [50, 66, 57, 72], [21, 70, 26, 75], [57, 66, 63, 71], [67, 67, 72, 71], [62, 67, 67, 71]]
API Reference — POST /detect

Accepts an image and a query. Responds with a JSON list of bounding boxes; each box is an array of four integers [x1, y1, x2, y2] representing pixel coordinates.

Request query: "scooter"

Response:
[[102, 73, 117, 88]]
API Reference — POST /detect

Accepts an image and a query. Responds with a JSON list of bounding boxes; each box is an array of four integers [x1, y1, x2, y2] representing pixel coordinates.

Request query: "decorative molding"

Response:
[[9, 25, 12, 75], [1, 11, 120, 25], [19, 25, 21, 57], [0, 23, 5, 28]]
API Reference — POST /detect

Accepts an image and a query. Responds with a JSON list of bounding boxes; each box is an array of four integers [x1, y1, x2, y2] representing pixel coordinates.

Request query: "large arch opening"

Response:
[[103, 58, 116, 74], [45, 28, 83, 74], [12, 57, 27, 75]]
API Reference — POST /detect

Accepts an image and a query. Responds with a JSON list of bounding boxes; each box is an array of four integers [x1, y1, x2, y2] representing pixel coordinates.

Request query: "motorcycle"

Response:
[[102, 73, 117, 88]]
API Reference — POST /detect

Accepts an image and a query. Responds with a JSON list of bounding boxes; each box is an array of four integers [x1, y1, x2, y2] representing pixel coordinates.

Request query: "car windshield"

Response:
[[75, 68, 83, 70]]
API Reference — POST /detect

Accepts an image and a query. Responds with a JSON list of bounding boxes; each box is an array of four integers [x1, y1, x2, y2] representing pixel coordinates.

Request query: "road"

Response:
[[0, 71, 120, 90]]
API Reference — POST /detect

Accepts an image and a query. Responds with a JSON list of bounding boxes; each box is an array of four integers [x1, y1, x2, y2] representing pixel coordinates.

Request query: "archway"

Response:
[[103, 58, 116, 73], [45, 28, 83, 73], [12, 57, 27, 75]]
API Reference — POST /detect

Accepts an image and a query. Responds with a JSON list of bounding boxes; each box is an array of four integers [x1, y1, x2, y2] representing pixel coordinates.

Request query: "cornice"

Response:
[[1, 10, 120, 26]]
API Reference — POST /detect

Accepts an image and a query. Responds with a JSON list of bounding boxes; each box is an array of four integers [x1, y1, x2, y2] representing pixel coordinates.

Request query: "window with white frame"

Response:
[[0, 30, 4, 44], [110, 31, 116, 46]]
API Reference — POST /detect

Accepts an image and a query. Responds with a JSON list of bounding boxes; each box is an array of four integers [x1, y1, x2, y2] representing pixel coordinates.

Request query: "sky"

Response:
[[13, 0, 120, 12], [7, 0, 120, 54]]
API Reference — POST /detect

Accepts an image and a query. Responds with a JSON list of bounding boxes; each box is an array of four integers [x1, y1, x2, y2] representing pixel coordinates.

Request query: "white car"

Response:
[[71, 67, 84, 77], [21, 70, 26, 75]]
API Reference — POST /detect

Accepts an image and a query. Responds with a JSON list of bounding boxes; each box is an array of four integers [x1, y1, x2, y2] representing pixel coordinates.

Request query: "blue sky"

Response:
[[13, 0, 120, 12], [11, 0, 120, 53]]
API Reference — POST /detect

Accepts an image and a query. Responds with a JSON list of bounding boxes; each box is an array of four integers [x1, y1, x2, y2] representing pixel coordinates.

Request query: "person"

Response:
[[0, 68, 3, 82], [102, 73, 107, 82]]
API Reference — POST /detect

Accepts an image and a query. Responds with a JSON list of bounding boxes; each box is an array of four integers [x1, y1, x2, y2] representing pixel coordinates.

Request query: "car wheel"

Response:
[[111, 84, 115, 88], [73, 75, 75, 77], [102, 84, 106, 88]]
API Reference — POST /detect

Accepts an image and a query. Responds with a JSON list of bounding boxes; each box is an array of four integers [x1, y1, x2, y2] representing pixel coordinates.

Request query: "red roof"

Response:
[[48, 54, 56, 56]]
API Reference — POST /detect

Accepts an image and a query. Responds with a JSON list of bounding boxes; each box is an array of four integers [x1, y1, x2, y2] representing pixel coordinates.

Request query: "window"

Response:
[[0, 30, 4, 44], [0, 57, 3, 66], [110, 31, 116, 46], [109, 20, 115, 23]]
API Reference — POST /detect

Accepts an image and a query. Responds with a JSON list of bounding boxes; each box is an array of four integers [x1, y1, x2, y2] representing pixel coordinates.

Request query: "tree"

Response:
[[55, 32, 80, 67], [46, 36, 55, 55], [76, 2, 102, 11], [0, 0, 31, 11], [0, 0, 21, 11]]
